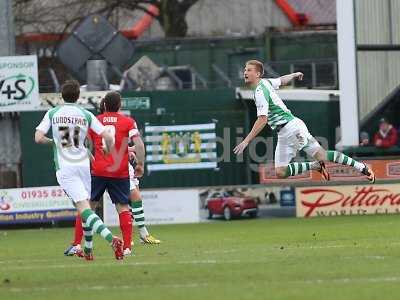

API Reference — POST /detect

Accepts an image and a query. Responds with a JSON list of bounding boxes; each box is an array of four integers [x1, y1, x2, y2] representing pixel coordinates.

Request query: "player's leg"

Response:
[[80, 200, 100, 260], [64, 176, 105, 257], [115, 202, 132, 256], [107, 178, 133, 256], [75, 200, 124, 260], [128, 165, 160, 244], [130, 185, 161, 244], [58, 169, 124, 260], [274, 121, 321, 179], [80, 176, 107, 259], [73, 215, 83, 247], [312, 146, 375, 183], [294, 116, 375, 182], [64, 214, 83, 256]]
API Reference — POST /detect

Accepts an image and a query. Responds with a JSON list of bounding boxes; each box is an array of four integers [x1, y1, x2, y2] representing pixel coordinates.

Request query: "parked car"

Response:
[[206, 190, 258, 220]]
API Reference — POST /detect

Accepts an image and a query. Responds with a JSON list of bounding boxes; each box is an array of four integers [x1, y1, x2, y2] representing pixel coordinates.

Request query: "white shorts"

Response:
[[129, 164, 140, 191], [274, 117, 321, 168], [56, 165, 91, 203]]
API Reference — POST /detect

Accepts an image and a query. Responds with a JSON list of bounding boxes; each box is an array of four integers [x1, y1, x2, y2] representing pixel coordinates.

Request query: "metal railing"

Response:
[[268, 59, 338, 89], [38, 58, 339, 92]]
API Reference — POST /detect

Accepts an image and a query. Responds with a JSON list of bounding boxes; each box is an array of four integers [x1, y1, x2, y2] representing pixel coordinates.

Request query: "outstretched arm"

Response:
[[233, 116, 268, 155], [279, 72, 303, 86]]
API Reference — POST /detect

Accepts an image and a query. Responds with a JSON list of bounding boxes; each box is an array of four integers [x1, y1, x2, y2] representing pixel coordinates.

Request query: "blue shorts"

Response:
[[91, 176, 130, 205]]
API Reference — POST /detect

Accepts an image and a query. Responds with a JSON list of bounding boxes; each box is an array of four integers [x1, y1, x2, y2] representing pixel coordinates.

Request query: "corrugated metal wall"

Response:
[[357, 52, 386, 119], [355, 0, 400, 119], [355, 0, 391, 44], [391, 0, 400, 44]]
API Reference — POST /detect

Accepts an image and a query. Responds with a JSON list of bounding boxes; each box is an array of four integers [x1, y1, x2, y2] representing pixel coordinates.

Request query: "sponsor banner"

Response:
[[0, 209, 76, 224], [145, 123, 217, 171], [0, 186, 75, 224], [259, 163, 313, 183], [0, 55, 40, 112], [103, 189, 200, 226], [260, 159, 400, 183], [296, 183, 400, 218]]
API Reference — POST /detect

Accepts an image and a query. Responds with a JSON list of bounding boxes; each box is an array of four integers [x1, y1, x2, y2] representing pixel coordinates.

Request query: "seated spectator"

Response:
[[359, 131, 370, 146], [373, 118, 398, 148]]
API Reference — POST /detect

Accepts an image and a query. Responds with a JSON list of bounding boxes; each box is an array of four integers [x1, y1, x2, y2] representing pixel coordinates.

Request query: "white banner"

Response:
[[296, 183, 400, 218], [0, 55, 40, 112], [0, 186, 75, 224], [145, 123, 217, 171], [104, 189, 200, 226]]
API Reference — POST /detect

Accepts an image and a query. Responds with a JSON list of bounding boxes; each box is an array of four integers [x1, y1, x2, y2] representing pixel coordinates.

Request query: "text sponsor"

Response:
[[104, 189, 199, 226], [296, 184, 400, 217], [0, 209, 76, 224], [0, 55, 40, 111], [0, 186, 75, 224]]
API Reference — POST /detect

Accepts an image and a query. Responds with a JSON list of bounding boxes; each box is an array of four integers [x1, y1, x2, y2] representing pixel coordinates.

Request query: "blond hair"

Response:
[[246, 60, 264, 77]]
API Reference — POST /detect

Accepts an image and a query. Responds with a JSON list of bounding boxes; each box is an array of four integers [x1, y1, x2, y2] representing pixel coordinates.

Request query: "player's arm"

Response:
[[233, 116, 267, 155], [131, 136, 145, 164], [34, 111, 53, 145], [34, 130, 53, 144], [279, 72, 303, 86], [131, 135, 145, 177], [234, 88, 268, 155], [84, 134, 95, 162], [128, 145, 136, 160], [88, 112, 115, 153], [244, 116, 268, 143], [128, 119, 145, 177]]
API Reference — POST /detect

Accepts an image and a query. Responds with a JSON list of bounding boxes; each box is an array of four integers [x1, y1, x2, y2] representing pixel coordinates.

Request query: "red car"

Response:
[[206, 191, 258, 220]]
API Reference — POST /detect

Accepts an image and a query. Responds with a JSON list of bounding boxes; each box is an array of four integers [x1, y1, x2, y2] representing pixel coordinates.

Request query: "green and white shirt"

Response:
[[254, 78, 295, 130], [36, 103, 105, 170]]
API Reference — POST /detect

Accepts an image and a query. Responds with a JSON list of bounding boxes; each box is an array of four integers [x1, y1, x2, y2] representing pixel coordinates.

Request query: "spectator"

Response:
[[359, 131, 370, 146], [373, 118, 398, 148]]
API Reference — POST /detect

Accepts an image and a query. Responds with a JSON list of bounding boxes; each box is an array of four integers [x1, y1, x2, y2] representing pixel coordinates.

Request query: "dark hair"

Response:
[[104, 91, 121, 112], [379, 117, 388, 124], [99, 98, 106, 114], [61, 80, 80, 103]]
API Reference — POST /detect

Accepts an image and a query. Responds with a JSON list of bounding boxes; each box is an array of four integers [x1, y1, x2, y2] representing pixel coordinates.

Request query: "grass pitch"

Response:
[[1, 215, 400, 300]]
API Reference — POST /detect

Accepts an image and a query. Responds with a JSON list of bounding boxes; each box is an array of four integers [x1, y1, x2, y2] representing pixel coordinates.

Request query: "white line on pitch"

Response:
[[7, 282, 209, 293]]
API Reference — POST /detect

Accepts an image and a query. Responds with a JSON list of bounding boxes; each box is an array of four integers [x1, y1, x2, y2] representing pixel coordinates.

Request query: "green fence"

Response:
[[20, 89, 339, 188]]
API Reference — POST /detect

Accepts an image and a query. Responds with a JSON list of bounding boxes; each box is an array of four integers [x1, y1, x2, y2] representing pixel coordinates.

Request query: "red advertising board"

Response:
[[259, 160, 400, 183]]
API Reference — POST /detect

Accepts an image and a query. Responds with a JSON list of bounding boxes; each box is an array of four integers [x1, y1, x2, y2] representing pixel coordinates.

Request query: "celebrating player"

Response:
[[35, 80, 125, 260], [233, 60, 375, 183]]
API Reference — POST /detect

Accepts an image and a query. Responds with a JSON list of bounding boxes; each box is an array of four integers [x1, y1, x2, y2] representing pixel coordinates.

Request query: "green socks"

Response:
[[81, 209, 113, 244]]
